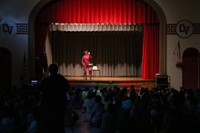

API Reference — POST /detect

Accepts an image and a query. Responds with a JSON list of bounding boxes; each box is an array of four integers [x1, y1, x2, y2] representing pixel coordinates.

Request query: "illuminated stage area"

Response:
[[66, 76, 155, 90]]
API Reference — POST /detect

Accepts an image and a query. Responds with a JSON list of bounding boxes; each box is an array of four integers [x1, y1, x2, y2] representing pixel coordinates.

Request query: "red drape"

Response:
[[142, 24, 159, 79], [35, 0, 159, 79], [37, 0, 158, 24]]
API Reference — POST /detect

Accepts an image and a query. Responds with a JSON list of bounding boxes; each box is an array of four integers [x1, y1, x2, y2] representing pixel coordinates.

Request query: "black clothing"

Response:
[[38, 73, 70, 133]]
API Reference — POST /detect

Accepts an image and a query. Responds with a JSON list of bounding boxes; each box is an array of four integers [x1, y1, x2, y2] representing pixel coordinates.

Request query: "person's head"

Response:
[[48, 64, 58, 75], [84, 50, 88, 54]]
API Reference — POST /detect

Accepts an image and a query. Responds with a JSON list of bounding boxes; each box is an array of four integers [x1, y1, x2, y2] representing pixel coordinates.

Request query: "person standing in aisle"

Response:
[[38, 63, 70, 133]]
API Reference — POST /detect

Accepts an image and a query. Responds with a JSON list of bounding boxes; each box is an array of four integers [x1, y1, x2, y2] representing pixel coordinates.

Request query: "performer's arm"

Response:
[[81, 56, 85, 66], [88, 52, 93, 59]]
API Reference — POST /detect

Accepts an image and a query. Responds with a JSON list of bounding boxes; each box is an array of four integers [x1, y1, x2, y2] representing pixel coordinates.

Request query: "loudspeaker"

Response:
[[155, 74, 169, 89], [156, 75, 168, 84]]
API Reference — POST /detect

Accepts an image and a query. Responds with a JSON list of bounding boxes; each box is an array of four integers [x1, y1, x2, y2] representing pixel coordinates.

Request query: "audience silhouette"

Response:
[[1, 74, 200, 133], [38, 63, 70, 133]]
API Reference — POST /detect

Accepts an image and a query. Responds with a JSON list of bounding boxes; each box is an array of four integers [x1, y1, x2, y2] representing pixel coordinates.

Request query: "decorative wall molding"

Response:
[[193, 23, 200, 34], [166, 24, 176, 35], [0, 19, 28, 38], [166, 20, 200, 38], [16, 23, 28, 34]]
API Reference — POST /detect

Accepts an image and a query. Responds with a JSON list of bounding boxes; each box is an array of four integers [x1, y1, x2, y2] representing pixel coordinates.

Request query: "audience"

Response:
[[1, 78, 200, 133], [100, 103, 118, 133], [82, 91, 95, 122], [81, 87, 90, 113], [89, 95, 105, 128]]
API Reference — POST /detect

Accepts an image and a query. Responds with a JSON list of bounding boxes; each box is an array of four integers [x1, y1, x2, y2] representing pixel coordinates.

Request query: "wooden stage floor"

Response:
[[65, 76, 155, 89]]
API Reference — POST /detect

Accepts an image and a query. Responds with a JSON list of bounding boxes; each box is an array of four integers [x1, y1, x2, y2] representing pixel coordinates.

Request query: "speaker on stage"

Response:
[[155, 74, 170, 89]]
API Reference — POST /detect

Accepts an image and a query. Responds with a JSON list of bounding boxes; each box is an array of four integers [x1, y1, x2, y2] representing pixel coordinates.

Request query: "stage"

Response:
[[65, 76, 155, 90]]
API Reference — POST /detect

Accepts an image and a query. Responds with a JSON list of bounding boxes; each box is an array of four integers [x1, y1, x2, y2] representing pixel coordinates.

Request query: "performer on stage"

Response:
[[81, 50, 93, 78]]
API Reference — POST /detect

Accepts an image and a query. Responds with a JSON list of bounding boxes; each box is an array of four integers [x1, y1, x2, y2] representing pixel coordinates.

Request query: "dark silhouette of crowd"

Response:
[[80, 86, 200, 133], [1, 71, 200, 133], [0, 85, 41, 133]]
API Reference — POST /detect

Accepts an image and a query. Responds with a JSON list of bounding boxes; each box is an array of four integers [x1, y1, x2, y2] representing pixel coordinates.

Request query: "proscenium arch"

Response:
[[29, 0, 167, 79]]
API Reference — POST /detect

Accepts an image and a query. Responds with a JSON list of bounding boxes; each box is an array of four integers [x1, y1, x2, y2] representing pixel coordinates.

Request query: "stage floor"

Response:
[[66, 76, 144, 81], [65, 76, 155, 89]]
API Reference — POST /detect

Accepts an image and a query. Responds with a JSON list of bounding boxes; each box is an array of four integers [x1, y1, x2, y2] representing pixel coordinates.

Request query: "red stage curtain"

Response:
[[142, 24, 159, 79], [37, 0, 158, 24], [35, 0, 159, 79]]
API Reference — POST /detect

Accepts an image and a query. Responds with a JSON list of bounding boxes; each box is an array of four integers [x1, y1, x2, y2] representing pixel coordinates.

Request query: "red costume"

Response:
[[81, 51, 93, 77]]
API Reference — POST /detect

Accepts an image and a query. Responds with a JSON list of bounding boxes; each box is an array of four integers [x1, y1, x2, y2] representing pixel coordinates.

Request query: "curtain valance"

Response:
[[49, 23, 143, 32]]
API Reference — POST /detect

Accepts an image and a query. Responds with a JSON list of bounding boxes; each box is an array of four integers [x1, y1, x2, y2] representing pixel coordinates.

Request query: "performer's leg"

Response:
[[89, 69, 92, 77], [86, 66, 89, 76], [88, 67, 92, 80], [83, 65, 87, 77]]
